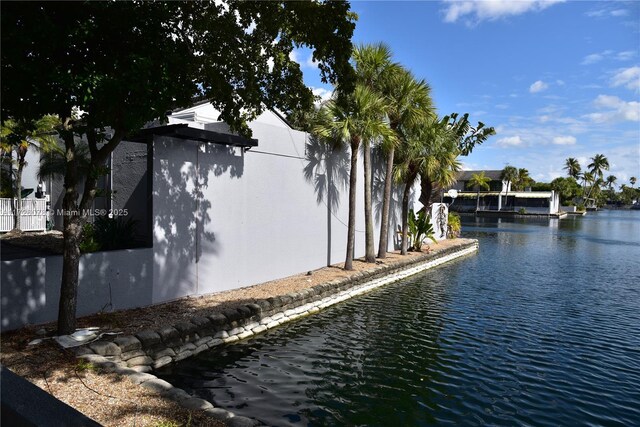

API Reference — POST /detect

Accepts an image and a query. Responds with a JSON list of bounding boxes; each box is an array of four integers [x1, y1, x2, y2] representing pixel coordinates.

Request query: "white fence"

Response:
[[0, 198, 47, 232]]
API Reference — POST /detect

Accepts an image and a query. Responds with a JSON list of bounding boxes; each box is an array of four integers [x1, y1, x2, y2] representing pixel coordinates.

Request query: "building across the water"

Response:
[[444, 170, 561, 216]]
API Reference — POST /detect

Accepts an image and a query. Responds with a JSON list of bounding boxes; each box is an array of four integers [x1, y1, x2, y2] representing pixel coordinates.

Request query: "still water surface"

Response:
[[157, 210, 640, 426]]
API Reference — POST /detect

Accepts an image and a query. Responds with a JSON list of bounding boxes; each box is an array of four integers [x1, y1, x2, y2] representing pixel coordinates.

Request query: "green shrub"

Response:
[[79, 215, 139, 253], [518, 208, 527, 214], [447, 212, 461, 238], [93, 216, 139, 250], [408, 209, 437, 251], [79, 222, 100, 253]]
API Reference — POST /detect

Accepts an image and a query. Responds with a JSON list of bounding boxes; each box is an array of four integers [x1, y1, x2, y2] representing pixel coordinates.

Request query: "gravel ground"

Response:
[[1, 238, 470, 426]]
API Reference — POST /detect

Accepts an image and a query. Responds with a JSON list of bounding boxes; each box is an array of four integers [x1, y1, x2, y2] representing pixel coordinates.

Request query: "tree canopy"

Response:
[[1, 1, 356, 135]]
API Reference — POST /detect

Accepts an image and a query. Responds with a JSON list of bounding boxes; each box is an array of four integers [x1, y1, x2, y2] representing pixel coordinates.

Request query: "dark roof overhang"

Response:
[[128, 124, 258, 149]]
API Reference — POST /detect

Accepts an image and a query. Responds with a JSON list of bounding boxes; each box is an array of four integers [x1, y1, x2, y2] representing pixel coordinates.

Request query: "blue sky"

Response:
[[292, 0, 640, 187]]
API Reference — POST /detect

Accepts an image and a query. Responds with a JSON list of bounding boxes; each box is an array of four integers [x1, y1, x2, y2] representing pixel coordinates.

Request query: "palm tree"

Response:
[[377, 68, 433, 258], [515, 168, 533, 191], [1, 115, 60, 231], [630, 177, 637, 188], [352, 43, 399, 263], [500, 165, 518, 210], [395, 116, 457, 255], [605, 175, 617, 191], [419, 113, 494, 208], [588, 154, 609, 180], [468, 171, 491, 212], [313, 85, 394, 270], [564, 157, 581, 180]]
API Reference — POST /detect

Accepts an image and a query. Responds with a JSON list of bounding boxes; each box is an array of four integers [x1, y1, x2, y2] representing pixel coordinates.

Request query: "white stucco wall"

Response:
[[151, 113, 413, 303], [1, 248, 153, 331]]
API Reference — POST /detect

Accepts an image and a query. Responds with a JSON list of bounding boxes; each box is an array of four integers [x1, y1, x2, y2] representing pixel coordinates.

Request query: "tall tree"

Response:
[[564, 157, 582, 179], [605, 175, 617, 191], [314, 85, 394, 270], [352, 43, 398, 263], [514, 168, 533, 191], [0, 115, 60, 231], [588, 154, 609, 180], [2, 1, 356, 334], [631, 177, 637, 188], [468, 171, 491, 212], [395, 116, 457, 255], [500, 166, 518, 210], [377, 68, 433, 258], [418, 113, 494, 208]]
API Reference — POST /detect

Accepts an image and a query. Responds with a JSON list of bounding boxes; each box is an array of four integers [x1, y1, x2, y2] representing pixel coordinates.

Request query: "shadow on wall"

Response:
[[153, 139, 244, 302], [303, 136, 349, 266], [1, 248, 153, 332], [372, 146, 404, 250]]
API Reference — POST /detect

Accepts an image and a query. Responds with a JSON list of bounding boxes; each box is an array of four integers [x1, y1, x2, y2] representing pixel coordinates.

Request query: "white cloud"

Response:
[[582, 53, 604, 65], [616, 51, 635, 61], [611, 9, 629, 17], [311, 87, 333, 103], [611, 66, 640, 91], [529, 80, 549, 93], [496, 135, 524, 147], [289, 49, 317, 69], [552, 136, 576, 145], [587, 8, 629, 18], [585, 95, 640, 123], [442, 0, 564, 24]]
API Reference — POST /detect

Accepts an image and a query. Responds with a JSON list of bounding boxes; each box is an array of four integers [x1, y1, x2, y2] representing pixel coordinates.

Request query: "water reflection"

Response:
[[157, 210, 640, 426]]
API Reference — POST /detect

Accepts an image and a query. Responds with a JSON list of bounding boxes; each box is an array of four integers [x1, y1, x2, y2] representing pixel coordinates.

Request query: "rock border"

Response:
[[76, 239, 478, 426]]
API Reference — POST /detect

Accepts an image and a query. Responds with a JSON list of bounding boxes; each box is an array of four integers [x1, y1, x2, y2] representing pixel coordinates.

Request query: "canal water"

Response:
[[157, 210, 640, 426]]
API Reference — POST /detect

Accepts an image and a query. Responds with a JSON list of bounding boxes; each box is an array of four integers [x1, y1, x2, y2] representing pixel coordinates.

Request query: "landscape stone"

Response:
[[204, 407, 235, 421], [208, 338, 224, 348], [113, 335, 141, 352], [228, 327, 245, 336], [151, 347, 176, 359], [140, 378, 174, 393], [135, 330, 162, 347], [129, 365, 152, 373], [251, 325, 267, 334], [120, 350, 146, 361], [174, 351, 194, 362], [157, 327, 181, 345], [228, 416, 260, 427], [128, 372, 156, 385], [153, 356, 173, 369], [208, 313, 229, 329], [214, 330, 229, 339], [181, 397, 214, 411], [127, 356, 154, 367], [163, 387, 192, 402], [89, 341, 122, 357], [238, 330, 253, 340]]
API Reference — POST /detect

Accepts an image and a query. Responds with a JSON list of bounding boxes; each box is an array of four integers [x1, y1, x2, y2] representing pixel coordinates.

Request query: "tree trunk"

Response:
[[57, 133, 81, 335], [363, 140, 375, 263], [418, 171, 434, 213], [377, 146, 394, 258], [345, 141, 359, 271], [13, 165, 23, 231], [58, 212, 82, 334], [476, 190, 480, 212], [401, 170, 417, 255]]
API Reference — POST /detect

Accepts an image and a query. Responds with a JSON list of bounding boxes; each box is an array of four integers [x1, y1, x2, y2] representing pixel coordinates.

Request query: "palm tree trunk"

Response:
[[363, 140, 375, 263], [401, 169, 418, 255], [476, 190, 480, 212], [13, 163, 24, 231], [345, 141, 359, 271], [377, 146, 394, 258], [418, 172, 434, 212]]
